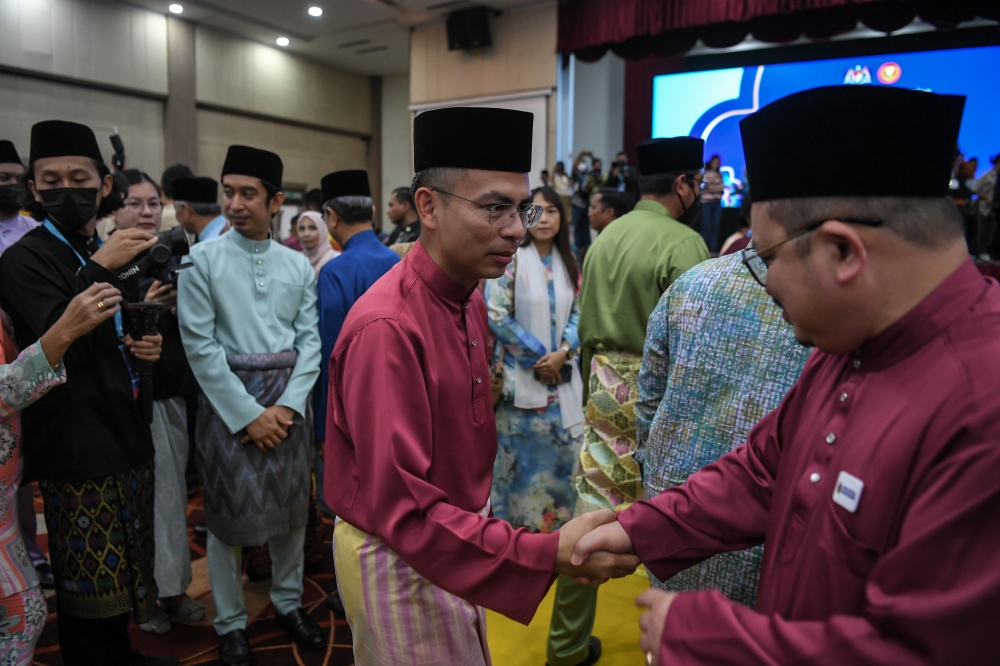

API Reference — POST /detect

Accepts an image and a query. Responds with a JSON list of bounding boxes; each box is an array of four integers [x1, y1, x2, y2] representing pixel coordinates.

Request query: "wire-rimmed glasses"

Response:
[[741, 217, 883, 287], [432, 188, 542, 229]]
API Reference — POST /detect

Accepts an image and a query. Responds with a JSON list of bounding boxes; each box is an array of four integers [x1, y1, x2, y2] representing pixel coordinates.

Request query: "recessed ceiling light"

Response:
[[276, 37, 290, 46], [168, 3, 183, 13], [308, 6, 323, 17]]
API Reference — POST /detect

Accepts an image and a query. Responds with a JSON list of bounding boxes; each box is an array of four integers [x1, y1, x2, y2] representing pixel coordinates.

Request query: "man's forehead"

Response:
[[33, 156, 95, 174], [0, 162, 24, 173], [222, 174, 264, 190], [458, 168, 531, 201]]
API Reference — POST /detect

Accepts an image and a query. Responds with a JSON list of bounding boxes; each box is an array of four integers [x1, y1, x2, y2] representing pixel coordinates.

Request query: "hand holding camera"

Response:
[[39, 283, 122, 367], [91, 228, 158, 270]]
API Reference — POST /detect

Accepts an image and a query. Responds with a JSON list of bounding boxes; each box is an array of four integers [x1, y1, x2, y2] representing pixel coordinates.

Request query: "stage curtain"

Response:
[[560, 0, 1000, 61]]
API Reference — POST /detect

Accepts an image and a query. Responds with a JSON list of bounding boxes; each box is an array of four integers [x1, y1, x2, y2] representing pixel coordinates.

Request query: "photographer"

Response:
[[0, 121, 175, 666], [113, 170, 204, 634]]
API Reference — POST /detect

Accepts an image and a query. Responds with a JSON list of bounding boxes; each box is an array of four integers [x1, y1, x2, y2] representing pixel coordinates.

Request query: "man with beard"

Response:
[[0, 120, 171, 665], [178, 145, 323, 666], [574, 86, 1000, 665], [547, 138, 709, 666]]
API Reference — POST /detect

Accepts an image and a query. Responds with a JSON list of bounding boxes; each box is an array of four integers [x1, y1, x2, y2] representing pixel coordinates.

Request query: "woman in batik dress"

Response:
[[0, 283, 123, 665], [486, 187, 584, 533]]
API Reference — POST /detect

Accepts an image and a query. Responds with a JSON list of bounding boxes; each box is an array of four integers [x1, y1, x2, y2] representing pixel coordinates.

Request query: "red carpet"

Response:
[[29, 485, 356, 665]]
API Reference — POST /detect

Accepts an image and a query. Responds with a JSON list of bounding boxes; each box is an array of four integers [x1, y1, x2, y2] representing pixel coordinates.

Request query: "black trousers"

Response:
[[58, 610, 135, 666]]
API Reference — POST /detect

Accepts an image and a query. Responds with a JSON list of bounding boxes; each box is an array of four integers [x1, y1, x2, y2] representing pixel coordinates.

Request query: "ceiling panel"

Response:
[[119, 0, 551, 76]]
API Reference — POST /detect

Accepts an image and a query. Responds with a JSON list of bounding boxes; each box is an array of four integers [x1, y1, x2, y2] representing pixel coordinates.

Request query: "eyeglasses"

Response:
[[123, 199, 163, 213], [431, 189, 542, 229], [741, 217, 883, 287]]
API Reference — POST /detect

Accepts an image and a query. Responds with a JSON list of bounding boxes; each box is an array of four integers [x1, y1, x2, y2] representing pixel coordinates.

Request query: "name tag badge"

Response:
[[833, 471, 864, 513]]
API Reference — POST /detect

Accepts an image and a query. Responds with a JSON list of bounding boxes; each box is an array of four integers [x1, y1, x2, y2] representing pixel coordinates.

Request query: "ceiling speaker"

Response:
[[446, 7, 492, 51]]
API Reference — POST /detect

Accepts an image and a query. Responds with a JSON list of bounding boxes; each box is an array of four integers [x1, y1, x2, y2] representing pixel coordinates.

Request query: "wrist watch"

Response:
[[562, 344, 574, 360]]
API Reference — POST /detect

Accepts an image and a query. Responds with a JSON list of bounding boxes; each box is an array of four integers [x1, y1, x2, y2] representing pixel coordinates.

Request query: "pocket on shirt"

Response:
[[473, 397, 486, 425], [818, 502, 880, 580], [273, 281, 304, 324]]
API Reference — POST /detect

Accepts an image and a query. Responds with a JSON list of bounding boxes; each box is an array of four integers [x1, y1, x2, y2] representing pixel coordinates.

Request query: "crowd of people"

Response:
[[0, 82, 998, 666]]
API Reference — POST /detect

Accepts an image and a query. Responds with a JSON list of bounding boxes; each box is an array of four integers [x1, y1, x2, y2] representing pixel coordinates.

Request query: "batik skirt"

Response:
[[334, 519, 490, 666], [0, 586, 46, 666], [38, 460, 158, 622], [196, 351, 311, 547], [574, 350, 644, 512]]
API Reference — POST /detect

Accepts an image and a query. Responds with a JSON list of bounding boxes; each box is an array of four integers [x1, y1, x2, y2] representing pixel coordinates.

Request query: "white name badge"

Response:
[[833, 471, 864, 513]]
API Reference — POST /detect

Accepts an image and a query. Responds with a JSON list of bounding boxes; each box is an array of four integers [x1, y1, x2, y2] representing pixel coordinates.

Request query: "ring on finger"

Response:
[[97, 300, 106, 312]]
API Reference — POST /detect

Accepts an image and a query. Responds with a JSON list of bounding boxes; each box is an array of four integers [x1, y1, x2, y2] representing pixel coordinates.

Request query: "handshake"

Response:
[[553, 509, 638, 584]]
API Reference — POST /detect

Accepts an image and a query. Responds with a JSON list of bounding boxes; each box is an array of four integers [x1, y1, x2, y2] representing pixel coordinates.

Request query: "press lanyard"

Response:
[[44, 219, 142, 396], [43, 219, 124, 340]]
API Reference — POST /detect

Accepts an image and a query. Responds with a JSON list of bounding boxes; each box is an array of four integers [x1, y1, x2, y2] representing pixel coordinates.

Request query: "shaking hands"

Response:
[[554, 509, 639, 583]]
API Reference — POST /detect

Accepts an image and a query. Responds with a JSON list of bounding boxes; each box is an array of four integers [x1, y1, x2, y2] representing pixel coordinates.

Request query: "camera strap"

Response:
[[43, 219, 124, 341], [43, 219, 139, 395]]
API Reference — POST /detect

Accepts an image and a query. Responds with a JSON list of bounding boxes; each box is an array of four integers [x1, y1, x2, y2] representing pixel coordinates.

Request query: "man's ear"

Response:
[[27, 178, 41, 203], [816, 220, 867, 286], [100, 173, 114, 199], [414, 188, 438, 231], [269, 190, 285, 215]]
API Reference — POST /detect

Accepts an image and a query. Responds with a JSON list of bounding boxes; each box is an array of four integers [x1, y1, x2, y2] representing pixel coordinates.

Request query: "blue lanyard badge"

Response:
[[43, 220, 137, 393]]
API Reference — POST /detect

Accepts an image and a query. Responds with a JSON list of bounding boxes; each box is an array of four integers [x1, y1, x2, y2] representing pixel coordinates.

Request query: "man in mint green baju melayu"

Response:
[[546, 137, 710, 666]]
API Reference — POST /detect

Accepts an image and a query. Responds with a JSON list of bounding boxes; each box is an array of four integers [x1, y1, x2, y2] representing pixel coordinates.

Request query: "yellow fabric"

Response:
[[487, 569, 651, 665]]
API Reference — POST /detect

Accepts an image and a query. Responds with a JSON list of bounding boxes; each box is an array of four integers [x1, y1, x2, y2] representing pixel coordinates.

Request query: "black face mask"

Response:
[[39, 188, 100, 231], [675, 187, 702, 227], [0, 185, 21, 216]]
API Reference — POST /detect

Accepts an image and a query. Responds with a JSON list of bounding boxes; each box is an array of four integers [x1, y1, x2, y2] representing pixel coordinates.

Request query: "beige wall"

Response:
[[197, 109, 367, 192], [410, 4, 557, 105], [0, 0, 168, 95], [381, 72, 412, 218], [195, 28, 372, 135], [0, 72, 165, 175]]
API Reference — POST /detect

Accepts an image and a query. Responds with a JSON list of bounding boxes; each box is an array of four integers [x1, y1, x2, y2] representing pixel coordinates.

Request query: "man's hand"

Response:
[[40, 283, 122, 367], [242, 405, 295, 452], [124, 333, 162, 362], [554, 510, 640, 583], [91, 229, 158, 270], [636, 589, 678, 665], [144, 280, 178, 314], [571, 518, 635, 569]]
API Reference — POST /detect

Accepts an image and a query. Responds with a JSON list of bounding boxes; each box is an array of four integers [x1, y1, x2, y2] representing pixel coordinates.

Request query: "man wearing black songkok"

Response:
[[323, 107, 640, 666], [573, 86, 1000, 665], [0, 121, 174, 665], [177, 145, 324, 666]]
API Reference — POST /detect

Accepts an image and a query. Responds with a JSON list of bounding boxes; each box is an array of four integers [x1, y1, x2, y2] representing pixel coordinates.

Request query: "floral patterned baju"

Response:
[[486, 254, 582, 533], [0, 340, 66, 664]]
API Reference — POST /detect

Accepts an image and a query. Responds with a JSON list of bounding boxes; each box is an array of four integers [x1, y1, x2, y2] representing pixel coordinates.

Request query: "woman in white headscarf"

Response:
[[485, 186, 583, 535], [297, 211, 338, 278]]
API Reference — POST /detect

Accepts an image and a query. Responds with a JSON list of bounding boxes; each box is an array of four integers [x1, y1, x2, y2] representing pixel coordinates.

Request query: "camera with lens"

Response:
[[115, 226, 192, 287]]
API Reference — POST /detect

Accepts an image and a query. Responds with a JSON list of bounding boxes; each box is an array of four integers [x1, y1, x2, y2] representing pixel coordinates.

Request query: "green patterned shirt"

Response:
[[635, 252, 809, 606]]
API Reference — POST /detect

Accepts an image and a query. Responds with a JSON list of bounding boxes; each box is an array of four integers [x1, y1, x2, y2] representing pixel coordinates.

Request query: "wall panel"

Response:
[[0, 0, 168, 95], [196, 29, 371, 136], [196, 109, 367, 192], [410, 4, 557, 105], [0, 72, 165, 174], [380, 72, 412, 213]]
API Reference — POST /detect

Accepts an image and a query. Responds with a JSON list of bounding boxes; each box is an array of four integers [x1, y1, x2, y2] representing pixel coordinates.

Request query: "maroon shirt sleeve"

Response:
[[335, 319, 559, 624], [620, 383, 1000, 663]]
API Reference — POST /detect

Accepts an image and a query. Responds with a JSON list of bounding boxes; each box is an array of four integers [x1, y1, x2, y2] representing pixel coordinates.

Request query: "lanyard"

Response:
[[43, 219, 124, 340]]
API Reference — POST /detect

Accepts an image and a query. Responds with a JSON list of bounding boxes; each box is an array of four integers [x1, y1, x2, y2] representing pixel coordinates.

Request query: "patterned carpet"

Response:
[[28, 485, 357, 666]]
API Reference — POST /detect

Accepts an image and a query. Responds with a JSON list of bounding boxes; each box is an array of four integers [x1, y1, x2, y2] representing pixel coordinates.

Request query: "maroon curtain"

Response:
[[560, 0, 1000, 61]]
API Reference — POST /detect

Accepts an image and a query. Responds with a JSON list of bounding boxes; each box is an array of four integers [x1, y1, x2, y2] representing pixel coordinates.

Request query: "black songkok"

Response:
[[173, 177, 218, 204], [221, 145, 283, 188], [0, 141, 21, 165], [29, 120, 104, 164], [740, 86, 965, 202], [321, 170, 371, 201], [635, 137, 704, 176], [414, 107, 533, 173]]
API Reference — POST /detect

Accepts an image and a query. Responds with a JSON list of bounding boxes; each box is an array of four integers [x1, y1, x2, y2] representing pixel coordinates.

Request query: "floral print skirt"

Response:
[[0, 586, 46, 666], [38, 460, 158, 623], [491, 397, 583, 533]]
